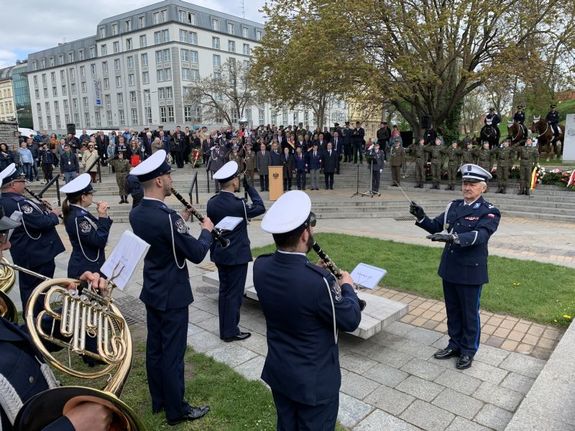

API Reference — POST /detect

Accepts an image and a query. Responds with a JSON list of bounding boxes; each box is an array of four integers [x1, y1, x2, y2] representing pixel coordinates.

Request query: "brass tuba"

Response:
[[0, 256, 15, 293], [0, 260, 145, 430]]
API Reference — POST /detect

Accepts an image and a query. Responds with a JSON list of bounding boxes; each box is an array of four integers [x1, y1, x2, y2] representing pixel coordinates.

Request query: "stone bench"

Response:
[[202, 262, 409, 339]]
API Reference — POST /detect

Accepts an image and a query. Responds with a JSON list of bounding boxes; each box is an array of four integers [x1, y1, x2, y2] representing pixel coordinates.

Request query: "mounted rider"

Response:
[[546, 104, 561, 139], [484, 108, 501, 141], [513, 105, 528, 137]]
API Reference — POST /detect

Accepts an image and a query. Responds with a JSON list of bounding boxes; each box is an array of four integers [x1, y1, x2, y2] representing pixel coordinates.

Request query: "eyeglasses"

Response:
[[0, 232, 9, 245]]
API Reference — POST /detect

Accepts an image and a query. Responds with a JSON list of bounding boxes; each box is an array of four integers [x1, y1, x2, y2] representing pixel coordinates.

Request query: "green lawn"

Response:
[[253, 233, 575, 326]]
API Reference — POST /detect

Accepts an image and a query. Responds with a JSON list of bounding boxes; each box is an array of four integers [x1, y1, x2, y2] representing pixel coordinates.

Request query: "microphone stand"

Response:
[[361, 151, 378, 197]]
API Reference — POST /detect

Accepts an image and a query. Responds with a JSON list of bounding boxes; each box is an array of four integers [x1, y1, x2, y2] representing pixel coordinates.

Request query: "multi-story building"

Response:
[[27, 0, 347, 133], [0, 66, 16, 123], [11, 61, 33, 129]]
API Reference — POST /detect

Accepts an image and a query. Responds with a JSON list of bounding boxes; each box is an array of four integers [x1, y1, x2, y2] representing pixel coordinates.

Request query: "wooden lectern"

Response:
[[268, 166, 284, 201]]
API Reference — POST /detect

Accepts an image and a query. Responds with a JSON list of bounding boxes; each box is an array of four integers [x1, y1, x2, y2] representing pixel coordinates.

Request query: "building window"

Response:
[[41, 58, 46, 68], [101, 44, 107, 55], [128, 74, 135, 86], [256, 30, 262, 41], [140, 34, 147, 48], [153, 9, 167, 24], [61, 84, 67, 94], [104, 94, 111, 108], [145, 107, 152, 124], [228, 40, 236, 53], [103, 78, 109, 89], [127, 56, 134, 69], [158, 86, 173, 100], [102, 61, 108, 74], [113, 41, 120, 53], [106, 110, 112, 124], [213, 55, 221, 68], [112, 23, 118, 36], [49, 57, 55, 67], [141, 53, 148, 67], [84, 112, 90, 128], [117, 93, 124, 106], [227, 22, 234, 34], [71, 83, 76, 94], [159, 106, 167, 122], [90, 63, 96, 76], [125, 20, 132, 31], [52, 86, 58, 97], [144, 89, 151, 104], [58, 54, 64, 65], [116, 76, 122, 88], [190, 50, 198, 64], [89, 46, 95, 58], [34, 89, 39, 99], [81, 82, 87, 93], [179, 10, 196, 25], [181, 68, 199, 81], [156, 68, 172, 82], [131, 108, 138, 124], [211, 19, 219, 31], [83, 97, 89, 109], [118, 109, 125, 124], [212, 37, 220, 49], [114, 59, 121, 71], [126, 38, 132, 50], [155, 48, 171, 64], [243, 43, 250, 55], [142, 71, 149, 84], [79, 50, 85, 61], [95, 111, 101, 127], [80, 66, 86, 79], [138, 15, 145, 28], [154, 29, 169, 44], [68, 52, 74, 62], [99, 26, 106, 38], [242, 27, 249, 38]]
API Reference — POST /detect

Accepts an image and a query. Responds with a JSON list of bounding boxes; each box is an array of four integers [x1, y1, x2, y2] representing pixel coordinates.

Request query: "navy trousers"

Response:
[[272, 390, 339, 431], [217, 263, 248, 339], [443, 280, 482, 356], [19, 261, 55, 316], [145, 305, 188, 421]]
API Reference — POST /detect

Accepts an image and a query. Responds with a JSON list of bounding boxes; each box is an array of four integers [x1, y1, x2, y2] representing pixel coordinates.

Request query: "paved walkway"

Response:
[[6, 185, 574, 430]]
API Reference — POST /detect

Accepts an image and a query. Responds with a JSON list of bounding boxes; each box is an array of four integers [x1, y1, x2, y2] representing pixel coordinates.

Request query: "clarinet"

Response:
[[170, 187, 230, 248], [312, 241, 366, 310], [25, 187, 53, 211]]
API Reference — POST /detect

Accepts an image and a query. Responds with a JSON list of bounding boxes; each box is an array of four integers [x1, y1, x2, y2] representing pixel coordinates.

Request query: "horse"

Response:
[[530, 116, 564, 160], [507, 121, 527, 146], [479, 120, 500, 148]]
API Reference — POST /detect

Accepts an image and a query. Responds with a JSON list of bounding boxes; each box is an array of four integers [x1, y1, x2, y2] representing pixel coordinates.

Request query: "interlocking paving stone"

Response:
[[499, 352, 546, 378], [434, 369, 482, 396], [363, 363, 409, 388], [370, 347, 414, 369], [404, 326, 444, 345], [460, 360, 509, 385], [474, 344, 510, 367], [432, 388, 484, 420], [364, 385, 415, 416], [505, 412, 575, 431], [193, 315, 220, 333], [474, 403, 514, 431], [340, 372, 381, 400], [445, 416, 490, 431], [187, 323, 205, 336], [204, 344, 258, 368], [233, 355, 265, 382], [396, 375, 444, 402], [400, 358, 446, 381], [186, 329, 222, 353], [353, 409, 421, 431], [384, 321, 415, 337], [338, 392, 374, 429], [382, 338, 438, 360], [400, 399, 455, 431], [188, 308, 213, 324], [473, 381, 524, 412], [339, 352, 379, 374], [500, 372, 535, 395]]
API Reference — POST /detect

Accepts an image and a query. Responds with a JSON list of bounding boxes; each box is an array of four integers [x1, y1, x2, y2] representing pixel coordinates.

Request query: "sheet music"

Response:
[[350, 263, 387, 290], [100, 231, 150, 291], [215, 216, 243, 231]]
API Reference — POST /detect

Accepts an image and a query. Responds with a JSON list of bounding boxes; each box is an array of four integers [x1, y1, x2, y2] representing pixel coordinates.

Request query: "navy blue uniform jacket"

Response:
[[0, 193, 64, 268], [416, 197, 501, 285], [206, 187, 265, 265], [130, 198, 213, 311], [64, 205, 113, 278], [254, 252, 362, 405]]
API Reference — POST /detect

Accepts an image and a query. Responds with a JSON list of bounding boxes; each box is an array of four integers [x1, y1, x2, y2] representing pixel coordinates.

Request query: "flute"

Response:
[[312, 241, 366, 310], [170, 187, 230, 248]]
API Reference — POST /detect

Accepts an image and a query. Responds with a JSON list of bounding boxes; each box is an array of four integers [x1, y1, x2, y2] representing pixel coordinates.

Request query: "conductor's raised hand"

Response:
[[409, 201, 426, 220]]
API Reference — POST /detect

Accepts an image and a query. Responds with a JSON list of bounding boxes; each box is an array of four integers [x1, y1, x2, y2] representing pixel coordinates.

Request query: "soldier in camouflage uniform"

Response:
[[494, 139, 515, 193], [517, 137, 539, 195], [425, 137, 444, 189], [461, 142, 475, 165], [474, 141, 494, 173], [408, 138, 427, 188], [444, 142, 462, 190], [389, 138, 406, 186]]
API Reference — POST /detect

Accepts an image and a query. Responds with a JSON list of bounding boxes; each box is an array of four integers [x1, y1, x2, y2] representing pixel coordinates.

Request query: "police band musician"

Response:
[[206, 160, 265, 342], [253, 191, 362, 430], [410, 164, 501, 370], [129, 150, 213, 425]]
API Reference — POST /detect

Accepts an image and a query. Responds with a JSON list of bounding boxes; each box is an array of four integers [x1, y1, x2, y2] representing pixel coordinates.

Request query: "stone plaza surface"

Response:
[[7, 165, 575, 430]]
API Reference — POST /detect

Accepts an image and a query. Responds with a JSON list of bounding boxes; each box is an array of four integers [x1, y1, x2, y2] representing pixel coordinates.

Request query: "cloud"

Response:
[[0, 0, 266, 63]]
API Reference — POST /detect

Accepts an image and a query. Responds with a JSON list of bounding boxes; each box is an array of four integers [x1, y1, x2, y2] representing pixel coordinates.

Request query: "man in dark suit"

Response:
[[322, 142, 338, 190], [254, 191, 361, 431], [308, 143, 322, 190], [410, 164, 501, 369], [331, 131, 343, 174], [351, 121, 365, 164], [206, 161, 265, 342], [129, 150, 213, 425], [255, 142, 271, 191]]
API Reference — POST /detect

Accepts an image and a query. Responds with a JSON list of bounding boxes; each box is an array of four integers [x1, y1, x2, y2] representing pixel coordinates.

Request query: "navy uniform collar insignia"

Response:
[[473, 202, 480, 209]]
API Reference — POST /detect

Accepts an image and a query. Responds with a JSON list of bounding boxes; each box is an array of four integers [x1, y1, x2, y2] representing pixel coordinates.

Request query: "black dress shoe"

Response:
[[167, 405, 210, 425], [433, 347, 460, 360], [456, 354, 473, 370], [222, 331, 251, 342]]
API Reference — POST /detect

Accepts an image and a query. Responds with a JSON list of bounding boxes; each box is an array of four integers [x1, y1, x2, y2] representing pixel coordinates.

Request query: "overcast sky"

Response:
[[0, 0, 267, 68]]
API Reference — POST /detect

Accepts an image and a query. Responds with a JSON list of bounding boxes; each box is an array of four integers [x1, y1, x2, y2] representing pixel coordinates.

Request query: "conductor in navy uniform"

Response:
[[206, 161, 265, 342], [0, 163, 64, 312], [129, 150, 213, 425], [410, 164, 501, 370], [60, 173, 112, 278], [253, 191, 362, 430]]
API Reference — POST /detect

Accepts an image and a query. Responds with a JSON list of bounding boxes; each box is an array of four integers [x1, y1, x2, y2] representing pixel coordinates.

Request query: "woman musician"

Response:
[[60, 174, 112, 278]]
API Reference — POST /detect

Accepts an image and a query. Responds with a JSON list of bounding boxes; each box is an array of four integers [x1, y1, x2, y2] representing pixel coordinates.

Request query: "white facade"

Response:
[[27, 0, 347, 133]]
